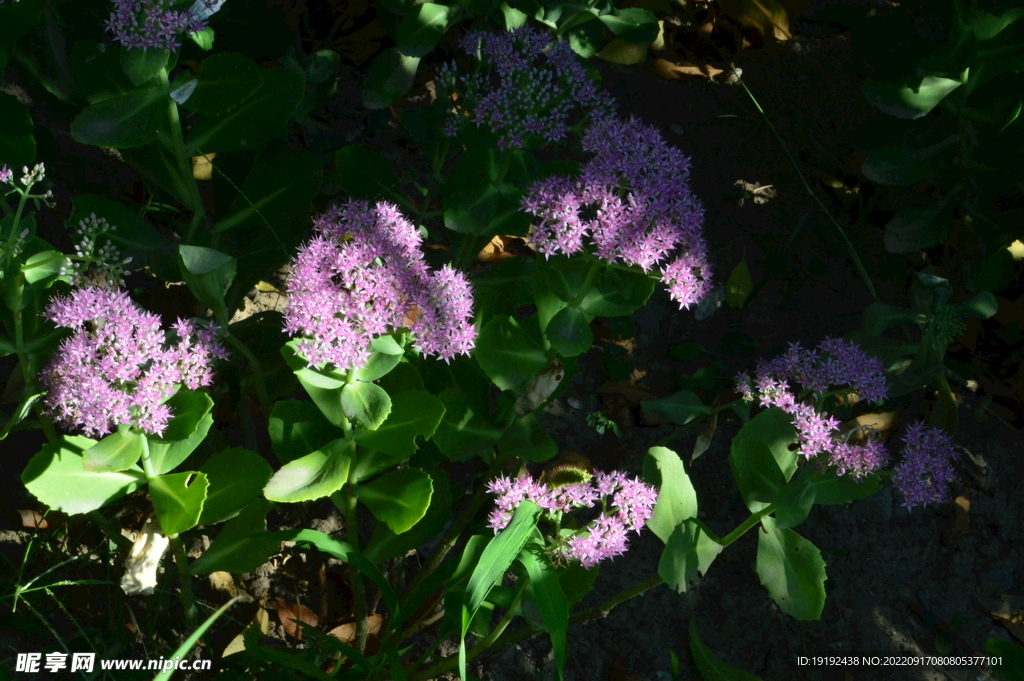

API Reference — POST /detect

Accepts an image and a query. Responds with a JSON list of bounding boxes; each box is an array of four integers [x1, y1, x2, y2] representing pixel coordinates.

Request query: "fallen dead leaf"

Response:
[[223, 607, 270, 657], [18, 510, 47, 529], [941, 493, 970, 547], [515, 360, 564, 418], [477, 235, 530, 264], [191, 153, 215, 181], [274, 597, 319, 641], [208, 571, 237, 597], [839, 412, 899, 441], [328, 614, 384, 645], [644, 58, 724, 81], [692, 413, 718, 463], [989, 610, 1024, 646]]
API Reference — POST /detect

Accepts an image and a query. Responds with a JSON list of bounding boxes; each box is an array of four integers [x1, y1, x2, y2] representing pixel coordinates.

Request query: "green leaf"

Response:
[[120, 48, 169, 86], [987, 638, 1024, 681], [70, 86, 167, 148], [191, 498, 280, 574], [268, 399, 344, 464], [182, 51, 262, 114], [147, 391, 214, 475], [352, 348, 404, 383], [82, 428, 143, 473], [0, 392, 41, 440], [974, 247, 1017, 293], [755, 516, 826, 621], [358, 467, 433, 534], [475, 315, 549, 393], [730, 438, 788, 511], [263, 438, 354, 503], [861, 137, 957, 186], [0, 92, 35, 170], [432, 387, 506, 461], [954, 291, 998, 320], [179, 245, 236, 323], [733, 407, 799, 479], [773, 465, 817, 529], [659, 520, 723, 593], [599, 8, 660, 43], [354, 389, 445, 477], [199, 448, 273, 525], [363, 469, 451, 564], [334, 146, 402, 202], [461, 502, 540, 678], [809, 469, 883, 506], [883, 206, 950, 253], [725, 254, 753, 308], [362, 48, 420, 110], [496, 414, 558, 462], [150, 471, 209, 535], [443, 179, 528, 236], [282, 341, 350, 427], [342, 381, 392, 430], [306, 49, 340, 84], [642, 390, 712, 426], [643, 447, 698, 543], [863, 76, 962, 120], [862, 301, 925, 335], [70, 41, 135, 104], [520, 547, 568, 679], [21, 436, 144, 514], [21, 250, 64, 286], [395, 3, 453, 58], [578, 266, 655, 318], [190, 27, 215, 51], [545, 306, 593, 357], [689, 616, 764, 680], [185, 67, 304, 154]]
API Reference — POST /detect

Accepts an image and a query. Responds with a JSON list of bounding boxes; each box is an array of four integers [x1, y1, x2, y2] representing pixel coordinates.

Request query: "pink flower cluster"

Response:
[[522, 116, 711, 309], [438, 26, 614, 149], [284, 200, 476, 372], [106, 0, 218, 52], [735, 338, 889, 476], [892, 422, 959, 510], [487, 470, 658, 569], [42, 287, 227, 438]]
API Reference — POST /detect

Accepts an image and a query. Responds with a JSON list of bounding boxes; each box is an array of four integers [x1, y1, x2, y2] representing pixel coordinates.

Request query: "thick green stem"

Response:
[[168, 535, 198, 632], [719, 503, 775, 547], [569, 258, 602, 309], [224, 332, 271, 418], [156, 68, 205, 236], [738, 80, 878, 301], [342, 478, 369, 652]]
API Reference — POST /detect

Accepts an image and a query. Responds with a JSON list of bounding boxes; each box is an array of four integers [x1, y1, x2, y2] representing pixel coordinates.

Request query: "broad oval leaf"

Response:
[[395, 3, 452, 58], [643, 446, 697, 542], [147, 391, 215, 475], [863, 76, 962, 120], [21, 436, 144, 514], [199, 448, 273, 525], [268, 399, 344, 464], [83, 428, 143, 473], [150, 471, 210, 535], [263, 438, 354, 503], [362, 48, 419, 110], [659, 520, 723, 593], [545, 306, 593, 357], [341, 381, 392, 430], [191, 498, 280, 575], [690, 616, 764, 680], [357, 467, 433, 534], [475, 315, 548, 393], [70, 86, 167, 148], [755, 516, 826, 621], [0, 91, 35, 170], [642, 390, 712, 426], [182, 51, 262, 114], [353, 389, 446, 477]]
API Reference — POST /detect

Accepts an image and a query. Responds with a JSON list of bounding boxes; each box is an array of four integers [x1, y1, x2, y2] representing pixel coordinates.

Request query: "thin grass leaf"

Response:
[[153, 596, 240, 681]]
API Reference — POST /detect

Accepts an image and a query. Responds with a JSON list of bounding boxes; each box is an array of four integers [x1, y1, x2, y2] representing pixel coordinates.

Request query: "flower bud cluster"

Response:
[[522, 116, 711, 308], [59, 213, 133, 289], [284, 200, 476, 372], [106, 0, 218, 52], [487, 470, 658, 569], [734, 338, 889, 475], [892, 422, 959, 510], [42, 287, 227, 437], [438, 26, 614, 150]]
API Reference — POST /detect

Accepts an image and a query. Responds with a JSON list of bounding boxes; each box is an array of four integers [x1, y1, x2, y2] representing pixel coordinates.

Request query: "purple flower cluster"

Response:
[[42, 287, 227, 438], [522, 116, 712, 309], [438, 26, 614, 149], [284, 200, 476, 372], [735, 338, 889, 474], [486, 470, 658, 569], [0, 165, 12, 185], [892, 422, 959, 510], [105, 0, 217, 51]]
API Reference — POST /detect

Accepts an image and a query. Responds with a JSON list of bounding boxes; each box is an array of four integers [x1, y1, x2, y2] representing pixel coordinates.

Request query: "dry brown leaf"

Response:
[[990, 610, 1024, 646], [208, 571, 237, 597], [477, 235, 529, 264], [719, 0, 791, 42], [596, 39, 648, 65], [839, 411, 899, 441], [515, 360, 565, 418], [329, 614, 384, 644], [644, 58, 724, 81], [692, 413, 718, 463], [223, 607, 270, 657], [941, 493, 970, 547], [18, 510, 48, 529], [191, 153, 215, 181], [274, 598, 319, 641]]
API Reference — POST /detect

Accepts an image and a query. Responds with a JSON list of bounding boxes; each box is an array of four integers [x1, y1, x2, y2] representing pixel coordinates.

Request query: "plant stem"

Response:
[[168, 535, 198, 633], [156, 68, 205, 238], [719, 503, 775, 547], [223, 331, 271, 418], [342, 476, 369, 653], [738, 80, 878, 301]]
